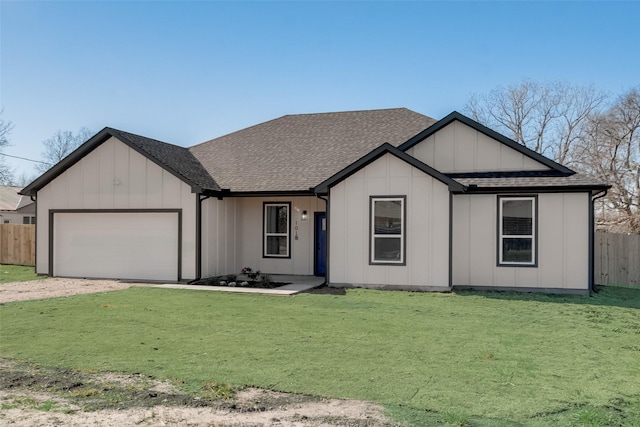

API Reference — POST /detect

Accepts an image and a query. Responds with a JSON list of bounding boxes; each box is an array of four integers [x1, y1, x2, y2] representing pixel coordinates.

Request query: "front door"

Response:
[[314, 212, 327, 276]]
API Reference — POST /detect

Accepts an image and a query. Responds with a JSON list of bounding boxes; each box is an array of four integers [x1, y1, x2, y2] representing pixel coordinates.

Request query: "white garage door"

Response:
[[53, 212, 179, 281]]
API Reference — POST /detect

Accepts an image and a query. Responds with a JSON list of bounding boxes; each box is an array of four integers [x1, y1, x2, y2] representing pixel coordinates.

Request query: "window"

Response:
[[370, 196, 405, 264], [263, 203, 290, 258], [23, 216, 30, 224], [498, 196, 536, 266]]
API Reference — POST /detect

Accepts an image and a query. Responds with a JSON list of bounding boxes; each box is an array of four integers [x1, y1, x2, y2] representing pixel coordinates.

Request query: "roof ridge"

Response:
[[281, 107, 415, 118], [105, 127, 188, 150], [107, 128, 220, 192]]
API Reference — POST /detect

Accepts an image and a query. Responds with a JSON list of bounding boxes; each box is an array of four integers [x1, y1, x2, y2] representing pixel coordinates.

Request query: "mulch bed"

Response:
[[190, 277, 288, 289]]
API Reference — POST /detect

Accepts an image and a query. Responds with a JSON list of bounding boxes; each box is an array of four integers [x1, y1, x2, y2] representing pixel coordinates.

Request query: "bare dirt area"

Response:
[[0, 277, 155, 304], [0, 359, 391, 427], [0, 279, 393, 426]]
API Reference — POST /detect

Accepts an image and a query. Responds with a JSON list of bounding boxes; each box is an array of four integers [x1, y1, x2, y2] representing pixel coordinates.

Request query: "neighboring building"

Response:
[[20, 109, 609, 293], [0, 186, 35, 224]]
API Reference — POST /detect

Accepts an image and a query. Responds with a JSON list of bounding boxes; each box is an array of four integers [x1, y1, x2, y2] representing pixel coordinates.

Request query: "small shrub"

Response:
[[259, 275, 272, 288], [225, 274, 237, 282], [241, 267, 260, 281]]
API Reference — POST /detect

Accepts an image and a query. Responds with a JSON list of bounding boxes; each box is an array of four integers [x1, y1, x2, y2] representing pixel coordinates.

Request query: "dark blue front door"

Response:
[[314, 212, 326, 276]]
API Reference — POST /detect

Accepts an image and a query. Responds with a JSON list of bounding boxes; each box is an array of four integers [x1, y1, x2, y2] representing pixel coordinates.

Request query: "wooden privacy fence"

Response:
[[595, 231, 640, 288], [0, 224, 36, 266]]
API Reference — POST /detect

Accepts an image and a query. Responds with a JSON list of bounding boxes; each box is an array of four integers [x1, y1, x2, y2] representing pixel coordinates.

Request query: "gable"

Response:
[[405, 120, 552, 173], [328, 151, 451, 288], [343, 152, 452, 192], [399, 112, 575, 176], [21, 127, 219, 197], [313, 143, 465, 194], [37, 136, 192, 209]]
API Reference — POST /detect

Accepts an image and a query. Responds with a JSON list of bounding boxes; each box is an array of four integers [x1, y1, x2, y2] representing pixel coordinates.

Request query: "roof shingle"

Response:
[[190, 108, 436, 192], [106, 128, 220, 192], [455, 174, 610, 190]]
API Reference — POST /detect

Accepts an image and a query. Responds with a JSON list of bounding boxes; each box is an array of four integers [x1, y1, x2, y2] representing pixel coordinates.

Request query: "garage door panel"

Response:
[[54, 212, 179, 281]]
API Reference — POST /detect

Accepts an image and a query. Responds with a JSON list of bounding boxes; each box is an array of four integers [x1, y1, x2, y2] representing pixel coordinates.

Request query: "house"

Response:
[[0, 186, 35, 224], [20, 109, 610, 293]]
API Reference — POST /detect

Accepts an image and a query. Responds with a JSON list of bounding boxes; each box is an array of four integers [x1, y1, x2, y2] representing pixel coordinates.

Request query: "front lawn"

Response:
[[1, 286, 639, 426], [0, 264, 42, 283]]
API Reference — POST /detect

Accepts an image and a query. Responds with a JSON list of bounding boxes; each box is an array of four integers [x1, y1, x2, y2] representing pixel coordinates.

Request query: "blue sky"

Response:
[[1, 1, 639, 180]]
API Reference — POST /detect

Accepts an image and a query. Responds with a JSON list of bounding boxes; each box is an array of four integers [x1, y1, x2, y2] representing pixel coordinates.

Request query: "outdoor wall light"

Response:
[[301, 210, 308, 221]]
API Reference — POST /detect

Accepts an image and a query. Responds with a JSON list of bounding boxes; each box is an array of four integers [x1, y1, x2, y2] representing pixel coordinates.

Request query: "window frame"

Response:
[[263, 202, 291, 259], [497, 195, 538, 267], [369, 195, 406, 266]]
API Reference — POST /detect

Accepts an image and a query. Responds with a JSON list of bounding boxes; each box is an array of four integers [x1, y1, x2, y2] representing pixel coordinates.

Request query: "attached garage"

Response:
[[51, 210, 181, 281]]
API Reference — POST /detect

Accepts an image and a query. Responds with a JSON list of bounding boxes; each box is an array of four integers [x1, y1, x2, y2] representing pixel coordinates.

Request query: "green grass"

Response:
[[1, 286, 639, 425], [0, 264, 43, 283]]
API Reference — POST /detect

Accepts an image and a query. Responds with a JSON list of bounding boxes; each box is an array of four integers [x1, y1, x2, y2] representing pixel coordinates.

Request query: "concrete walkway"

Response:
[[155, 275, 325, 296]]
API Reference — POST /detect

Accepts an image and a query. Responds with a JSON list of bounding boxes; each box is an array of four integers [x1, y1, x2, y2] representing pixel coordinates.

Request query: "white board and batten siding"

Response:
[[406, 120, 551, 173], [200, 196, 327, 278], [329, 153, 450, 289], [452, 192, 590, 291], [200, 197, 238, 278], [36, 137, 197, 281]]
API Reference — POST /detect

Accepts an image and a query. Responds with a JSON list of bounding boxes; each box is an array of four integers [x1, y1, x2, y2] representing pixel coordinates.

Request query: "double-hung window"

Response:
[[264, 202, 290, 258], [498, 196, 536, 266], [370, 196, 405, 265]]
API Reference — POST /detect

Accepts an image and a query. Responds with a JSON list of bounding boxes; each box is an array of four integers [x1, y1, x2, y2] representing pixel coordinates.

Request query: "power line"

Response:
[[0, 152, 51, 165]]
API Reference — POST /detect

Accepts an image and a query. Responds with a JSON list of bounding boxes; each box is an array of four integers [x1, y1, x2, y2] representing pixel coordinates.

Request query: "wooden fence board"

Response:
[[595, 231, 640, 288], [0, 224, 36, 266]]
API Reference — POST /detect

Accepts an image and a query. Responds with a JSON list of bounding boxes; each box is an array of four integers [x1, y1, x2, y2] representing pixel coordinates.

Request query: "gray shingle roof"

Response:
[[23, 108, 610, 198], [455, 174, 610, 190], [190, 108, 436, 192], [106, 128, 220, 192]]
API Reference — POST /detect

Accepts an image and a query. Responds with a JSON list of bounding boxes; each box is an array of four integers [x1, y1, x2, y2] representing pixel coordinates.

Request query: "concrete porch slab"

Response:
[[154, 275, 325, 296]]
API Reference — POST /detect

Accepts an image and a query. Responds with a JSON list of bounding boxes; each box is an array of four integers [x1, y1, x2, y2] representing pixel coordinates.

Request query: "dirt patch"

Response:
[[0, 359, 393, 426], [0, 278, 155, 304]]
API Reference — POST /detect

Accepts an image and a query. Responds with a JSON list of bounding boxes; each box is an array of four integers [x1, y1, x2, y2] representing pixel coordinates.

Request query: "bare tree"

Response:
[[14, 171, 39, 187], [466, 81, 640, 233], [0, 109, 16, 185], [466, 80, 606, 164], [575, 88, 640, 233], [36, 127, 93, 173]]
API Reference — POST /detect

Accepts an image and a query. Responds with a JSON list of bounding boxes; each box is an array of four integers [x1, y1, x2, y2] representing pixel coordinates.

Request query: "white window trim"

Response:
[[370, 196, 405, 265], [263, 203, 290, 258], [498, 196, 536, 266]]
